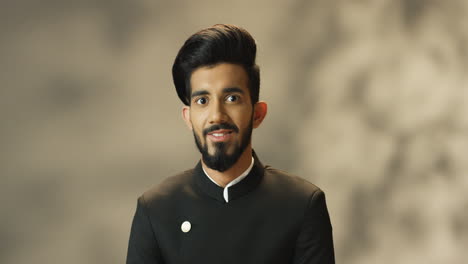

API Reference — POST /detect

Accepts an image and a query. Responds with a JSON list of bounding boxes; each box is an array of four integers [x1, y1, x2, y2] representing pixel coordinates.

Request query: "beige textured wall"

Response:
[[2, 0, 467, 263]]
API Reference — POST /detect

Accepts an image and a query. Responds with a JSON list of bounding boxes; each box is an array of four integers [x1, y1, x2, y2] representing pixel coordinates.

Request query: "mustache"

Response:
[[203, 123, 239, 136]]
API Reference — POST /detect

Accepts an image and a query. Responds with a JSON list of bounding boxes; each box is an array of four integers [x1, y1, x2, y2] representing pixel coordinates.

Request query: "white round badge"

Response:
[[181, 221, 191, 233]]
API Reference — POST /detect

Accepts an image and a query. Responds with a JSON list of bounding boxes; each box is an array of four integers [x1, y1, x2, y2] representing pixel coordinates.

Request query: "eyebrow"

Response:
[[190, 87, 245, 98], [191, 90, 210, 98], [222, 87, 244, 94]]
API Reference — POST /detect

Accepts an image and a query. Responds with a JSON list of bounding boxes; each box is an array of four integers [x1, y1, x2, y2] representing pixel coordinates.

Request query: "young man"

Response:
[[126, 24, 335, 264]]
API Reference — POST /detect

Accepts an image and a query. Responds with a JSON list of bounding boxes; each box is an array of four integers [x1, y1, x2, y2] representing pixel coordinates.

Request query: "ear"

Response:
[[252, 101, 267, 129], [182, 106, 193, 130]]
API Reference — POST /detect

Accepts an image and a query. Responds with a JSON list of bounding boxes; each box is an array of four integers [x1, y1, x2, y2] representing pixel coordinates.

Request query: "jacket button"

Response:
[[181, 221, 191, 233]]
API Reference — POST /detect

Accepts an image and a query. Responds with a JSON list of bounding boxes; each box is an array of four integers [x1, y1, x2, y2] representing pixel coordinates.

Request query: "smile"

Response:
[[207, 130, 234, 142]]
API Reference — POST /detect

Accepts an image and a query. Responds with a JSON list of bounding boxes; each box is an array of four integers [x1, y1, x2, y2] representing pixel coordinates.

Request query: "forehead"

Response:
[[190, 63, 249, 94]]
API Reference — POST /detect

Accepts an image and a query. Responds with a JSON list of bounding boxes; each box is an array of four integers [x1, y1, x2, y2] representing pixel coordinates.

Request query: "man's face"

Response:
[[183, 63, 254, 172]]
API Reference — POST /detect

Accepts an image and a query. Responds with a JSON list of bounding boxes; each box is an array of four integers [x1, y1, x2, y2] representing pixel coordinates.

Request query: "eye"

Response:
[[195, 97, 207, 105], [226, 95, 239, 102]]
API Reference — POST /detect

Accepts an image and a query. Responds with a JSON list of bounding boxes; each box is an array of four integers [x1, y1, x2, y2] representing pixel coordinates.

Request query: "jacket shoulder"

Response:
[[263, 166, 323, 197], [140, 168, 194, 205]]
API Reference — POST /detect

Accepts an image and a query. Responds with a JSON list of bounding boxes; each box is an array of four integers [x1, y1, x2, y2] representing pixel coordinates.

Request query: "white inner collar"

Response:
[[202, 157, 255, 203]]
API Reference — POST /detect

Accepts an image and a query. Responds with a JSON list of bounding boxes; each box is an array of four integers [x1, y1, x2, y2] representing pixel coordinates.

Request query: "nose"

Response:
[[208, 99, 228, 124]]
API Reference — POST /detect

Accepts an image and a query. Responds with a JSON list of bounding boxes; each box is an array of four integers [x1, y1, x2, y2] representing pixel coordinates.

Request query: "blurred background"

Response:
[[2, 0, 468, 263]]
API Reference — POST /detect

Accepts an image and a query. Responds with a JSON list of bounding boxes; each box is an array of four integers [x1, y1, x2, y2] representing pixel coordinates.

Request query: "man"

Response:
[[126, 24, 335, 264]]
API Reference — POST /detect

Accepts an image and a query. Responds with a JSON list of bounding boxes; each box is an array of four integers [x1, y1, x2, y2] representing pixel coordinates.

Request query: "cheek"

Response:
[[189, 113, 204, 130], [233, 111, 254, 129], [192, 126, 204, 139], [190, 119, 207, 140]]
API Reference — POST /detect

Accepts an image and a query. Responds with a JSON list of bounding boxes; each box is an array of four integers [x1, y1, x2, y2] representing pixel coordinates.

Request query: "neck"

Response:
[[201, 145, 253, 187]]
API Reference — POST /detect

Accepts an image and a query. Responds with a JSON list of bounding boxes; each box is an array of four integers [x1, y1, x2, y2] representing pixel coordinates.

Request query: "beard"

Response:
[[193, 120, 253, 172]]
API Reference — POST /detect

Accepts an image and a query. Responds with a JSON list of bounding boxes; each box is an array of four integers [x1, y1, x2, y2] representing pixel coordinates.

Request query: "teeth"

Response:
[[212, 133, 224, 137]]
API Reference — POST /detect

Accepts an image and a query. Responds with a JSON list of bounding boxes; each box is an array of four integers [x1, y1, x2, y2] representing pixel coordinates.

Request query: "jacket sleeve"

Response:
[[126, 196, 164, 264], [292, 189, 335, 264]]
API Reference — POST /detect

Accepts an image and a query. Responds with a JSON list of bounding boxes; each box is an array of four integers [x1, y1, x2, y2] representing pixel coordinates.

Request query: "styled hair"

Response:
[[172, 24, 260, 106]]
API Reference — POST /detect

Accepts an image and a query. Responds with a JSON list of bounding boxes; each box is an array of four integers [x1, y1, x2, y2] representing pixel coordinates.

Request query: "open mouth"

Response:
[[207, 130, 234, 142]]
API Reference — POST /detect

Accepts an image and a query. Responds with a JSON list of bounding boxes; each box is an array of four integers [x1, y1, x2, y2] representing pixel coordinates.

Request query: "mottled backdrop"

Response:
[[2, 0, 467, 263]]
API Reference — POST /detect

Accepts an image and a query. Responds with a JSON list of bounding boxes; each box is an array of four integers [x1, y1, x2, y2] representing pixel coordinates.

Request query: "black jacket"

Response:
[[126, 153, 335, 264]]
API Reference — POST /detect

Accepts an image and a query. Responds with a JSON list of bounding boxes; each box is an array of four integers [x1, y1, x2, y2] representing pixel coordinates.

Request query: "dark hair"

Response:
[[172, 24, 260, 106]]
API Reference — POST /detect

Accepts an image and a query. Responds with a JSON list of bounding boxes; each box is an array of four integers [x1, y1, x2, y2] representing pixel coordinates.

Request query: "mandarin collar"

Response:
[[193, 150, 265, 204]]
